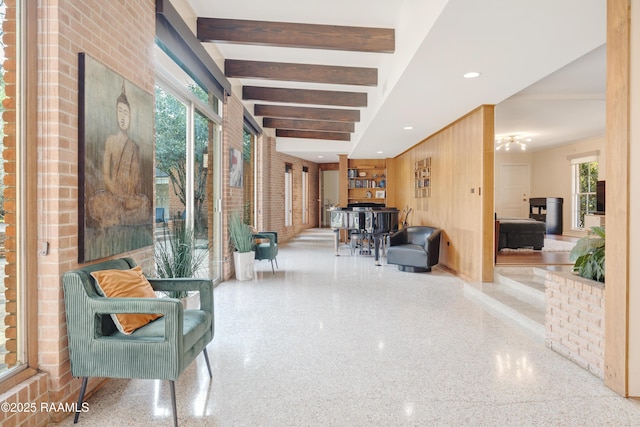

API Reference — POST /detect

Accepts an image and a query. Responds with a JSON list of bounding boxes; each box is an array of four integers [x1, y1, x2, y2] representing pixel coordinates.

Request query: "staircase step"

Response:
[[287, 228, 335, 246], [464, 281, 545, 339], [494, 267, 546, 306], [464, 266, 558, 339]]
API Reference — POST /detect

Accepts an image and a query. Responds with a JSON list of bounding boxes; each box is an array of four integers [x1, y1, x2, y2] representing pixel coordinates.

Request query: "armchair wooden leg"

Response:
[[275, 257, 278, 269], [203, 348, 213, 378], [270, 259, 275, 274], [169, 380, 178, 427], [73, 377, 88, 424]]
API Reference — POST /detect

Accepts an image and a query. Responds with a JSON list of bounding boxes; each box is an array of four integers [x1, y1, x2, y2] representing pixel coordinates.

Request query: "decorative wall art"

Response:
[[229, 148, 244, 188], [78, 53, 154, 262]]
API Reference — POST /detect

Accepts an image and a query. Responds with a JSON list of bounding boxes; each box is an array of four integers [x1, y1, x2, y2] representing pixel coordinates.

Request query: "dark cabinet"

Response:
[[529, 197, 563, 235]]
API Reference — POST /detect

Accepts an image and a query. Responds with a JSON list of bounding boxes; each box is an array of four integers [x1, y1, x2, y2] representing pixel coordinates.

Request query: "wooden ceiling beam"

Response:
[[263, 118, 355, 133], [254, 104, 360, 122], [276, 129, 351, 141], [243, 86, 367, 107], [225, 60, 377, 86], [197, 18, 395, 53]]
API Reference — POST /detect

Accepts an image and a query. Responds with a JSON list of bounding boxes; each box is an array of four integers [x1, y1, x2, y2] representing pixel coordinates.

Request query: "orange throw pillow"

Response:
[[90, 265, 163, 334]]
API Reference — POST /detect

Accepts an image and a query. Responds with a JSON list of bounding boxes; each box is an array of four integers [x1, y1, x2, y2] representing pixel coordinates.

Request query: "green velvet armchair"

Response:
[[62, 257, 214, 427], [254, 231, 278, 273]]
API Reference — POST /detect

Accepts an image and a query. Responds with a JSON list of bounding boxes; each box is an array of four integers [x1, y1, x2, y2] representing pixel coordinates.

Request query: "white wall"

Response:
[[530, 136, 606, 233], [495, 136, 605, 234]]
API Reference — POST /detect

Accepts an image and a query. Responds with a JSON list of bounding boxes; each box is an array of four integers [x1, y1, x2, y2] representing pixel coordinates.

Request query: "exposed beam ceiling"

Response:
[[196, 15, 391, 145], [197, 18, 395, 53], [189, 0, 606, 162], [243, 86, 367, 107], [263, 118, 354, 133], [254, 104, 360, 122], [224, 60, 378, 86], [276, 129, 351, 141]]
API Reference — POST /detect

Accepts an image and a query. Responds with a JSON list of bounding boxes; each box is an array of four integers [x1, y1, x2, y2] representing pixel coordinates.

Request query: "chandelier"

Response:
[[495, 135, 531, 151]]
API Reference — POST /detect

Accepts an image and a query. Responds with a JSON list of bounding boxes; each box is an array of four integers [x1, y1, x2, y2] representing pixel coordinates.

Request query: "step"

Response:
[[287, 229, 335, 246], [494, 267, 547, 306], [464, 281, 545, 340], [466, 266, 574, 339]]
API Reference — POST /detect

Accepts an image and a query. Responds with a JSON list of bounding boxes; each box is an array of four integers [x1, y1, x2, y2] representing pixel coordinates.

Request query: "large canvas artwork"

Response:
[[229, 148, 243, 188], [78, 53, 154, 262]]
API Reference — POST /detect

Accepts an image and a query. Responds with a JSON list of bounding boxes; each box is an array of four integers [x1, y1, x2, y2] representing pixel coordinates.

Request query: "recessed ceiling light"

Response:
[[377, 151, 384, 154], [318, 155, 324, 158], [463, 71, 481, 79], [403, 126, 413, 130]]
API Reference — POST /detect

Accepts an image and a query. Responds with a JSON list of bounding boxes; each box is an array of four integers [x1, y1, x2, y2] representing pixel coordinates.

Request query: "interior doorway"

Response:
[[320, 170, 339, 227], [496, 164, 531, 218]]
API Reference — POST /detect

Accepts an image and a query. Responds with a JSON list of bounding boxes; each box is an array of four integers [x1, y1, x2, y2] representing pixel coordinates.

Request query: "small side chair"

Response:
[[62, 257, 214, 427], [254, 231, 279, 273]]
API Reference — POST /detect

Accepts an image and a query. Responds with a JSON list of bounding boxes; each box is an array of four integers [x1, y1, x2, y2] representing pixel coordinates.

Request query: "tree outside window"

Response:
[[573, 160, 598, 228]]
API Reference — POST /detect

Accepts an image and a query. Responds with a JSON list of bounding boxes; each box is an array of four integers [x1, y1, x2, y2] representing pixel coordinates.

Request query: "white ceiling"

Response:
[[186, 0, 606, 163]]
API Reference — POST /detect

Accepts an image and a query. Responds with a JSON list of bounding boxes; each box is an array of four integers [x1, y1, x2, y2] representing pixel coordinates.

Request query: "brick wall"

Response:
[[222, 96, 320, 279], [0, 373, 49, 426], [1, 2, 324, 423], [257, 135, 319, 243], [545, 271, 605, 379], [35, 0, 156, 423], [222, 93, 245, 279]]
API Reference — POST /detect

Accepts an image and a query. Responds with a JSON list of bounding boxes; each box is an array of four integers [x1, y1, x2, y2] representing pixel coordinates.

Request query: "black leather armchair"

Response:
[[386, 226, 441, 272]]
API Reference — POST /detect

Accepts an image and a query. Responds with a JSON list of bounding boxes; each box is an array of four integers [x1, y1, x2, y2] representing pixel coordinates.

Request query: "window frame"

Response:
[[285, 164, 293, 227], [571, 154, 599, 229], [155, 56, 223, 283], [0, 0, 39, 393]]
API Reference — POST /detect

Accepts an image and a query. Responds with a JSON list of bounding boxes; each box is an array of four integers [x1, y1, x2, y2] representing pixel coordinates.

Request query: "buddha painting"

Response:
[[88, 84, 150, 228], [79, 53, 153, 262]]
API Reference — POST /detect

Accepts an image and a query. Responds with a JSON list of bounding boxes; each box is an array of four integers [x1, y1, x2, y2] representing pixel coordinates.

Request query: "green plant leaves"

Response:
[[569, 226, 605, 283], [155, 219, 209, 298], [229, 212, 254, 253]]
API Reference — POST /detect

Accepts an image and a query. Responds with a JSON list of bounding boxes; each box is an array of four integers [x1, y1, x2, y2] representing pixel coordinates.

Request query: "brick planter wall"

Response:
[[545, 271, 605, 379]]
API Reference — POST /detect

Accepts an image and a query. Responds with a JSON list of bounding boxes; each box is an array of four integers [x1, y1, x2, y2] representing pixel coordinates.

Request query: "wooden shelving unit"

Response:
[[414, 157, 431, 198], [346, 159, 387, 204]]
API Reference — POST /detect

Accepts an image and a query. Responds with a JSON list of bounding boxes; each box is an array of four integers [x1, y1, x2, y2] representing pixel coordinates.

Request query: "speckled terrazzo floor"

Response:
[[51, 234, 640, 426]]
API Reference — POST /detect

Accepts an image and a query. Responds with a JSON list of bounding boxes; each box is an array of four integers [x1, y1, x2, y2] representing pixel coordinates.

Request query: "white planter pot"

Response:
[[233, 251, 255, 281]]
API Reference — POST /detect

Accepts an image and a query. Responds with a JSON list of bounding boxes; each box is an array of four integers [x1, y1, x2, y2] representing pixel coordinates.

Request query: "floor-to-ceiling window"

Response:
[[302, 166, 309, 224], [285, 163, 293, 227], [155, 46, 223, 281], [242, 127, 255, 226], [0, 0, 29, 382]]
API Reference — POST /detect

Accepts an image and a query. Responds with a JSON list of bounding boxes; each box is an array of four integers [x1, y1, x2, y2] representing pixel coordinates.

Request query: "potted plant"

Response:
[[155, 218, 209, 298], [229, 211, 255, 281], [569, 226, 605, 283]]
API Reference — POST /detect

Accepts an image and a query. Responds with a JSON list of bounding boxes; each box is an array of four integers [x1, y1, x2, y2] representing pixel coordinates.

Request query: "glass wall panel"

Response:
[[242, 128, 255, 226], [155, 86, 187, 222], [0, 0, 22, 379]]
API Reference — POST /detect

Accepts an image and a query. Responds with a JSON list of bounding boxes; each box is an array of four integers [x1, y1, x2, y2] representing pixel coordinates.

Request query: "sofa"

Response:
[[386, 226, 441, 272], [497, 218, 546, 250]]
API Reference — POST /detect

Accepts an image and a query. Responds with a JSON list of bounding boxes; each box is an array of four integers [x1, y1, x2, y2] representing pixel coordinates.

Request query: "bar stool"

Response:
[[350, 231, 371, 255]]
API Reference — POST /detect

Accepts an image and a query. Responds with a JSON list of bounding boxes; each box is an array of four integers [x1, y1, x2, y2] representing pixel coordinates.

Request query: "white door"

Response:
[[497, 164, 530, 218], [321, 170, 339, 227]]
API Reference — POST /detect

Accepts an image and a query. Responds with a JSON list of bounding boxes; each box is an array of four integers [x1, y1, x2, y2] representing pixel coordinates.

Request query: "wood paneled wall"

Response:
[[388, 106, 494, 282], [605, 0, 631, 396]]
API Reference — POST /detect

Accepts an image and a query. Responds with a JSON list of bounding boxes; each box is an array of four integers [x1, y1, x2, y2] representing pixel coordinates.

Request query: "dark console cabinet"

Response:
[[529, 197, 563, 235]]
